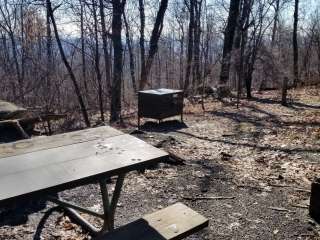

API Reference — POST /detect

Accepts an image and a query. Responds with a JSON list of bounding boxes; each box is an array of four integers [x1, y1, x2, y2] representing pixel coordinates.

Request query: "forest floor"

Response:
[[0, 86, 319, 240]]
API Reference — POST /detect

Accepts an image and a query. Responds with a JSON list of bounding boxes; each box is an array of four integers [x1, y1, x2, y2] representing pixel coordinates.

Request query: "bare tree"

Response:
[[110, 0, 126, 122], [80, 0, 88, 97], [123, 11, 137, 92], [192, 0, 202, 89], [92, 0, 105, 122], [0, 2, 24, 102], [138, 0, 146, 89], [271, 0, 280, 45], [99, 0, 111, 93], [184, 0, 195, 92], [219, 0, 241, 87], [292, 0, 299, 87], [47, 0, 90, 127], [139, 0, 169, 90]]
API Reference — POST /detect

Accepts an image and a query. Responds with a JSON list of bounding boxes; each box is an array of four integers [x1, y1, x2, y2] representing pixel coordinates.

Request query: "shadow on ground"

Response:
[[250, 97, 320, 110], [33, 206, 60, 240], [140, 120, 188, 133], [0, 200, 47, 227], [174, 130, 320, 154]]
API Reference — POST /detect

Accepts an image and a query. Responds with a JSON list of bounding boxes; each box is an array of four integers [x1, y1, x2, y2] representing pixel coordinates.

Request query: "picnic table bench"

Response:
[[0, 100, 65, 139], [0, 126, 208, 238]]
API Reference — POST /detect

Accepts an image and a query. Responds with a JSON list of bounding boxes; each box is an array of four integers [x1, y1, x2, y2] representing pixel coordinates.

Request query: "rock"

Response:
[[220, 152, 232, 161], [278, 174, 284, 180], [308, 219, 316, 226], [0, 100, 27, 120]]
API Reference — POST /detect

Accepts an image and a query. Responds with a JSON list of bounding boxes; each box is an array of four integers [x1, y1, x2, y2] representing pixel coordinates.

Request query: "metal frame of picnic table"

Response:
[[47, 174, 125, 236]]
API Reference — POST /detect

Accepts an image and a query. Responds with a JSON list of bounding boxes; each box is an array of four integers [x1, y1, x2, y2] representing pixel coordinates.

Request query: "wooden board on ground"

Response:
[[97, 203, 209, 240], [0, 126, 168, 206]]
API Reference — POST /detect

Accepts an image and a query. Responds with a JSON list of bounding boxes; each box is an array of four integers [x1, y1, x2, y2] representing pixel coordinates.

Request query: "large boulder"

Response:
[[0, 100, 27, 120]]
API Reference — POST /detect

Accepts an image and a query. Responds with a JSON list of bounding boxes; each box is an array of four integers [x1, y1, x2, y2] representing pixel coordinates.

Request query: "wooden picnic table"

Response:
[[0, 126, 168, 235]]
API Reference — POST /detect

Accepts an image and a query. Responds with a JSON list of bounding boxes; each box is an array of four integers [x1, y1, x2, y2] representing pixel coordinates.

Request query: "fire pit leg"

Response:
[[310, 178, 320, 222]]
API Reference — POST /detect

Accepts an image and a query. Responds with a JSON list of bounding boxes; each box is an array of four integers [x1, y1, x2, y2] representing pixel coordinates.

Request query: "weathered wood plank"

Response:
[[97, 203, 209, 240], [0, 126, 123, 158], [0, 134, 168, 204]]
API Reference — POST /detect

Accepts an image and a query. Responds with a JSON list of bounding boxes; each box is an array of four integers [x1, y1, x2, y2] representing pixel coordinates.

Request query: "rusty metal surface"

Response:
[[0, 126, 168, 206]]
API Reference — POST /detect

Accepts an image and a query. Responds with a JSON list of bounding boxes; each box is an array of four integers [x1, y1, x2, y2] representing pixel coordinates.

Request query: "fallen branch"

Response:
[[294, 188, 311, 193], [269, 207, 295, 213], [183, 195, 235, 201], [268, 184, 292, 188], [235, 184, 271, 192], [268, 184, 311, 193], [291, 204, 309, 209]]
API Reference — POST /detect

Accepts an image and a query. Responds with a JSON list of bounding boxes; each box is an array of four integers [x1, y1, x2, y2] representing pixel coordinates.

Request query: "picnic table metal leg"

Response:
[[100, 179, 111, 232], [99, 173, 125, 232], [47, 195, 101, 233], [46, 174, 126, 236]]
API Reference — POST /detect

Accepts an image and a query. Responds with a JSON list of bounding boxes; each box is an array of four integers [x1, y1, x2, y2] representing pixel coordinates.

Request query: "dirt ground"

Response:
[[0, 87, 319, 240]]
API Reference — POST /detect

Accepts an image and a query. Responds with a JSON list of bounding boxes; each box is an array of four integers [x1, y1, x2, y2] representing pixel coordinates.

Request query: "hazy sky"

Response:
[[57, 0, 320, 37]]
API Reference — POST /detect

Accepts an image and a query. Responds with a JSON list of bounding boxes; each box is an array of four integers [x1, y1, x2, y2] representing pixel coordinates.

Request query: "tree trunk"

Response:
[[235, 0, 251, 101], [123, 11, 137, 92], [219, 0, 241, 85], [99, 0, 111, 94], [20, 2, 26, 102], [179, 26, 184, 89], [293, 0, 299, 87], [271, 0, 280, 46], [80, 0, 89, 98], [192, 0, 202, 90], [92, 0, 105, 122], [184, 0, 195, 93], [110, 0, 125, 122], [281, 76, 288, 106], [46, 0, 53, 108], [317, 39, 320, 78], [9, 31, 24, 102], [47, 0, 90, 127], [138, 0, 146, 89], [245, 73, 252, 99]]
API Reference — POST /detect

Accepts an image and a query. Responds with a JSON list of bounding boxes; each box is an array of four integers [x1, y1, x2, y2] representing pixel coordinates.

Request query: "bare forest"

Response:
[[0, 0, 320, 239], [0, 0, 319, 125]]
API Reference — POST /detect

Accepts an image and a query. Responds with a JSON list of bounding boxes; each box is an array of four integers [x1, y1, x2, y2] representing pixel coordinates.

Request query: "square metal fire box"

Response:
[[138, 88, 184, 128]]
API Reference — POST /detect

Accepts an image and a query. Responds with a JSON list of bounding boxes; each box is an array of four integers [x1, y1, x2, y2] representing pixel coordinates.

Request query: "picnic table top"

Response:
[[0, 126, 168, 206]]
